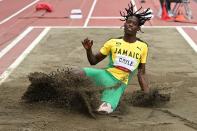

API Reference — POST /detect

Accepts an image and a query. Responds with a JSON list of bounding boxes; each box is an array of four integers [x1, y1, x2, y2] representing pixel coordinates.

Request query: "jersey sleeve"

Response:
[[140, 44, 148, 63], [100, 39, 113, 55]]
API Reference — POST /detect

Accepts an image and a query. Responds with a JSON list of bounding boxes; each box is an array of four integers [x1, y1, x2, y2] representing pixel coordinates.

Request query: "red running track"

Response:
[[0, 0, 196, 83], [0, 28, 44, 74], [183, 27, 197, 46], [0, 0, 37, 21]]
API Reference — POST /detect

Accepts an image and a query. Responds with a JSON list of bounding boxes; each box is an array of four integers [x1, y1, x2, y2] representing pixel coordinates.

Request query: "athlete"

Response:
[[81, 3, 152, 114]]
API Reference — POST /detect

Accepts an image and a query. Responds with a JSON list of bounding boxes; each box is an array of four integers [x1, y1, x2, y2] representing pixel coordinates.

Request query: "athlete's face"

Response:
[[124, 16, 140, 35]]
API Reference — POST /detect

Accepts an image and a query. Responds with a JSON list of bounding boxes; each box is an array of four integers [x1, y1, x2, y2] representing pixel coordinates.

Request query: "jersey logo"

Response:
[[137, 46, 141, 51], [116, 42, 121, 46]]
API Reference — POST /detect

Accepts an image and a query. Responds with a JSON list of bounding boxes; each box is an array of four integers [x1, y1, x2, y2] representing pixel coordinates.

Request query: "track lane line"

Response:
[[0, 27, 50, 85], [0, 27, 33, 57], [31, 26, 197, 28], [176, 27, 197, 53], [83, 0, 97, 27], [90, 16, 122, 19], [0, 0, 40, 25], [194, 27, 197, 31], [131, 0, 137, 12]]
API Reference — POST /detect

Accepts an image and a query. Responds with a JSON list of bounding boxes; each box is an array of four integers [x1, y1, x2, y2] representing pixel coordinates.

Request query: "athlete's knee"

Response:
[[71, 68, 86, 77]]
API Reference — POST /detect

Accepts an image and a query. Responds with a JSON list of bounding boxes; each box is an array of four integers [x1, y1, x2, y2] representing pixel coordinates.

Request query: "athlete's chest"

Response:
[[111, 42, 143, 60]]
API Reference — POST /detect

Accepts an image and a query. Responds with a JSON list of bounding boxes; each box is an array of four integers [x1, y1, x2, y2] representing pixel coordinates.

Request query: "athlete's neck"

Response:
[[123, 34, 137, 43]]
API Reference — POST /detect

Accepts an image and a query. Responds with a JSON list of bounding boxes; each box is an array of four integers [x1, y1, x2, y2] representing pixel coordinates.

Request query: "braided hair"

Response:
[[120, 2, 152, 26]]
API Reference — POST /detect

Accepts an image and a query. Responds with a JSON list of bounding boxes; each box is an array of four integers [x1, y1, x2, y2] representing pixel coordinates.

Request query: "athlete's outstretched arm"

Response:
[[82, 38, 107, 65], [137, 63, 149, 93]]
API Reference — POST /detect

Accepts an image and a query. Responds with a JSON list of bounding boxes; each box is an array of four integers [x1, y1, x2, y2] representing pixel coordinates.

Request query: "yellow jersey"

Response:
[[100, 38, 148, 84]]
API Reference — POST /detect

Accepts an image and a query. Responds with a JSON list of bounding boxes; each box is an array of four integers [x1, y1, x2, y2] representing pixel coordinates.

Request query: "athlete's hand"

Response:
[[82, 38, 93, 50]]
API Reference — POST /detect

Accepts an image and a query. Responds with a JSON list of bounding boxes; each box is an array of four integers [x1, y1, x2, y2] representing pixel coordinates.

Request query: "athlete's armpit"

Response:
[[138, 63, 146, 74]]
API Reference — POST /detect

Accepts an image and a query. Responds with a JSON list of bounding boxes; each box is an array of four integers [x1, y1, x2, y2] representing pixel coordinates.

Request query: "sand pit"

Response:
[[22, 68, 102, 118], [21, 67, 170, 119], [0, 28, 197, 131]]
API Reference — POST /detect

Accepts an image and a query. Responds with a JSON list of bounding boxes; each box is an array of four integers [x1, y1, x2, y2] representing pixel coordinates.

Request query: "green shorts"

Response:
[[83, 67, 127, 110]]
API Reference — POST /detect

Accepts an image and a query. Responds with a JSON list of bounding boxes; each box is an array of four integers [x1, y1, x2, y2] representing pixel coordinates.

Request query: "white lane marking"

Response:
[[31, 26, 197, 29], [176, 27, 197, 53], [0, 27, 50, 85], [33, 26, 122, 28], [0, 0, 40, 25], [0, 27, 33, 58], [194, 27, 197, 31], [131, 0, 137, 12], [90, 16, 122, 19], [83, 0, 97, 27]]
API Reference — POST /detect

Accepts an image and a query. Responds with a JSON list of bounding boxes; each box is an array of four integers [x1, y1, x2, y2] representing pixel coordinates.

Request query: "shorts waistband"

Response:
[[115, 66, 130, 73]]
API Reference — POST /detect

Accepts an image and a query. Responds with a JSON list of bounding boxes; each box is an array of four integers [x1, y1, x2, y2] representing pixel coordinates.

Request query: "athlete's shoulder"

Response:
[[137, 37, 148, 47]]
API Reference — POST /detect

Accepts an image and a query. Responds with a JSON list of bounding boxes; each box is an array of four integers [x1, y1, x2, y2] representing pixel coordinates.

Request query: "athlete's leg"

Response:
[[82, 67, 116, 87], [101, 83, 127, 110], [66, 66, 86, 77], [83, 67, 128, 112]]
